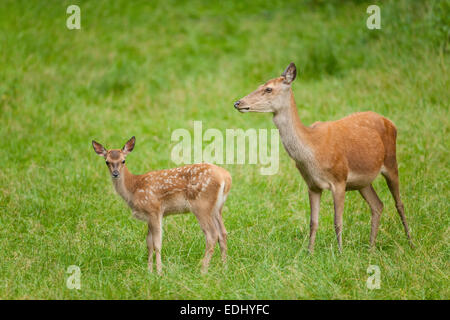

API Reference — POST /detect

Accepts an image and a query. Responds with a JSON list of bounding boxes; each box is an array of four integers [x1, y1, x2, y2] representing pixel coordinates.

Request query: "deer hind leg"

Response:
[[214, 206, 228, 264], [381, 123, 413, 247], [193, 203, 219, 274], [146, 227, 154, 272], [381, 164, 413, 247], [359, 185, 384, 248], [331, 184, 346, 252], [200, 216, 219, 274], [212, 181, 228, 264]]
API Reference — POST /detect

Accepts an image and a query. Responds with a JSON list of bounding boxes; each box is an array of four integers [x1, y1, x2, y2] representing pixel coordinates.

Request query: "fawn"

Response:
[[234, 63, 413, 252], [92, 137, 232, 274]]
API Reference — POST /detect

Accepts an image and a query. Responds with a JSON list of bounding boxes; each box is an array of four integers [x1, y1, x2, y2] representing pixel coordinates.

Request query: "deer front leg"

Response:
[[146, 227, 153, 272], [331, 184, 346, 252], [148, 215, 163, 275], [308, 189, 322, 253]]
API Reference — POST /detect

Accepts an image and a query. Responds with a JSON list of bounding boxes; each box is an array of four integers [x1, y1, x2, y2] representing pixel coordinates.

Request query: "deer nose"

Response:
[[234, 100, 242, 109], [112, 170, 119, 178]]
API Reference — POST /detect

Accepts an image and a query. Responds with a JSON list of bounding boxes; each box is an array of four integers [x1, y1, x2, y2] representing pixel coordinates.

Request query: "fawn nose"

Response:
[[112, 170, 119, 178], [234, 100, 242, 109]]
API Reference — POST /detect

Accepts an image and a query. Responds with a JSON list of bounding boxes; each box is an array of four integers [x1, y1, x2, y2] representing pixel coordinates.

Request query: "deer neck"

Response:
[[272, 89, 314, 164], [112, 166, 136, 205]]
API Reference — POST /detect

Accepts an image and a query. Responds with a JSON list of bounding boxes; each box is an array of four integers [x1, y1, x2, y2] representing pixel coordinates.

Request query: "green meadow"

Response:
[[0, 0, 448, 299]]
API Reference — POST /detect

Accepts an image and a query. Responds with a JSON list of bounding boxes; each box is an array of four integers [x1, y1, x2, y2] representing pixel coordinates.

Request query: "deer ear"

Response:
[[281, 62, 297, 84], [92, 140, 107, 157], [122, 136, 135, 155]]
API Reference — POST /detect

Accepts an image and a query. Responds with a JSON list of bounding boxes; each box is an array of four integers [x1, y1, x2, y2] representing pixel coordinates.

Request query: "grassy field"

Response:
[[0, 0, 449, 299]]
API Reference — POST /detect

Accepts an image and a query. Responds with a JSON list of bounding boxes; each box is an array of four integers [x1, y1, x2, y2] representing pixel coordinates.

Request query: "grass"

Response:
[[0, 0, 449, 299]]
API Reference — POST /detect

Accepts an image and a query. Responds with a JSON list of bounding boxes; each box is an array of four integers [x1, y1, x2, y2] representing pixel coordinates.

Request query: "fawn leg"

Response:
[[146, 227, 154, 272], [194, 208, 218, 274], [148, 215, 163, 275], [214, 207, 228, 264]]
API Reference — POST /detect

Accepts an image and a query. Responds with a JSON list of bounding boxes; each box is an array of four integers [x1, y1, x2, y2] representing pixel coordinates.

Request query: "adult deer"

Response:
[[234, 63, 413, 252], [92, 137, 232, 274]]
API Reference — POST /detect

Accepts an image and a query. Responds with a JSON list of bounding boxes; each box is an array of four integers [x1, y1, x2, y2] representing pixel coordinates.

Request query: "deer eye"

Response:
[[105, 161, 110, 165], [265, 87, 272, 93], [122, 160, 125, 164]]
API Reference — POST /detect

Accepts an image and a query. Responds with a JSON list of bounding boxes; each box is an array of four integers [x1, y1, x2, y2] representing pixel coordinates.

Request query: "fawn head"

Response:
[[234, 62, 297, 114], [92, 136, 135, 179]]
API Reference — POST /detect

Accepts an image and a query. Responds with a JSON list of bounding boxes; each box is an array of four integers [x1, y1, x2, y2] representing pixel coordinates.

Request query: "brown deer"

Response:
[[234, 63, 413, 252], [92, 137, 232, 274]]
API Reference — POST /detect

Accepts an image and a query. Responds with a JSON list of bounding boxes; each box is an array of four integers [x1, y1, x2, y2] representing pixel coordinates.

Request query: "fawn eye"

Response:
[[105, 161, 110, 165], [122, 160, 125, 164], [265, 87, 272, 93]]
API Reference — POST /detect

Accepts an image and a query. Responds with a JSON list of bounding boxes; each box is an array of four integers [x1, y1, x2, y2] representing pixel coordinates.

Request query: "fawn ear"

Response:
[[281, 62, 297, 84], [122, 136, 135, 155], [92, 140, 107, 157]]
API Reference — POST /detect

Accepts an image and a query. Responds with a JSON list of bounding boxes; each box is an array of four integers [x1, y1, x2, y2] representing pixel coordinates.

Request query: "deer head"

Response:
[[234, 62, 297, 114], [92, 136, 135, 179]]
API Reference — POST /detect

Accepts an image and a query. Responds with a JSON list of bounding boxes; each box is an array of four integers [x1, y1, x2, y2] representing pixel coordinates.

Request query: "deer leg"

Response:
[[382, 168, 414, 247], [214, 207, 228, 264], [146, 227, 154, 272], [202, 223, 218, 274], [308, 189, 322, 253], [148, 215, 163, 275], [359, 185, 384, 248], [331, 184, 346, 252], [194, 209, 218, 274]]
